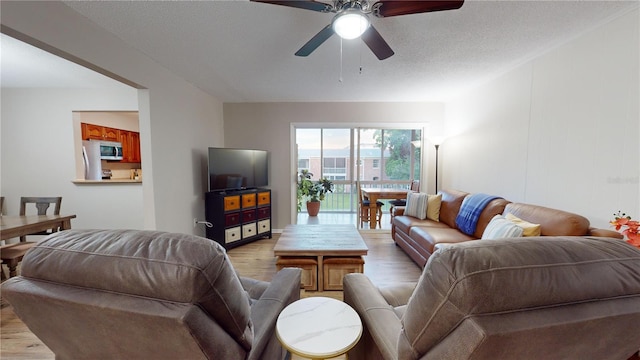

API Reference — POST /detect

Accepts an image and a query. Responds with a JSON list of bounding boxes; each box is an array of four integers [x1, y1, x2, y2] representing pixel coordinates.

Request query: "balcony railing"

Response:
[[300, 180, 413, 213]]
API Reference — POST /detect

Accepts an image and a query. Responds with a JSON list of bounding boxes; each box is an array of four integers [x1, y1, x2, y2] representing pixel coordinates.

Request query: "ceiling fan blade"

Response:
[[250, 0, 331, 13], [295, 24, 335, 57], [361, 25, 394, 60], [372, 0, 464, 17]]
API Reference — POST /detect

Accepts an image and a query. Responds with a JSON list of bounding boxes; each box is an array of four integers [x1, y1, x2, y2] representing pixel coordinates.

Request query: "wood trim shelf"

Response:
[[72, 179, 142, 184]]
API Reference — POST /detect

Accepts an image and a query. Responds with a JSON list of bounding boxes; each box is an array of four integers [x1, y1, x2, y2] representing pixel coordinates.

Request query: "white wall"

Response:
[[1, 88, 143, 230], [223, 102, 445, 229], [443, 9, 639, 229], [2, 1, 224, 235]]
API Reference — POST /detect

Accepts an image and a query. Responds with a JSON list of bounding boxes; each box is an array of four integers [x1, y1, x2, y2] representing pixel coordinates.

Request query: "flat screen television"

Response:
[[208, 147, 269, 191]]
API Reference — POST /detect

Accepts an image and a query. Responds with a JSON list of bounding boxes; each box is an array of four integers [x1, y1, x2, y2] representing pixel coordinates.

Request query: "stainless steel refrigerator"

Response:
[[82, 140, 102, 180]]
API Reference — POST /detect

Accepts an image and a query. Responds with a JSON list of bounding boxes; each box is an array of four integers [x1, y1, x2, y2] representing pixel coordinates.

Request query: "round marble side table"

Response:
[[276, 296, 362, 359]]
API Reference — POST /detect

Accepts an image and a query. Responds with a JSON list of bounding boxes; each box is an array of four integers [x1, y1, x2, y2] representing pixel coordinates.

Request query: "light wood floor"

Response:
[[1, 230, 422, 360]]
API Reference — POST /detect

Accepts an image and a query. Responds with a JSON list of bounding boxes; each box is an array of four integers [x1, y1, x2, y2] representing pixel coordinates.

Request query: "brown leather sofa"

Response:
[[392, 189, 623, 268], [343, 236, 640, 360], [1, 229, 301, 360]]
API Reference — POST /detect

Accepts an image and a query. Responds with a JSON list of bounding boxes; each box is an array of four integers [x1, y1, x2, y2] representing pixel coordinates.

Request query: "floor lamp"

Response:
[[434, 144, 440, 193]]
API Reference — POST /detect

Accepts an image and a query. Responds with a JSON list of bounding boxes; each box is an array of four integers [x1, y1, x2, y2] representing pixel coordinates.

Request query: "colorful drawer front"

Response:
[[242, 193, 256, 208], [242, 223, 257, 238], [257, 192, 270, 206], [224, 196, 241, 211], [225, 213, 241, 227], [243, 209, 257, 222], [257, 207, 270, 219], [225, 226, 241, 243], [257, 219, 270, 234]]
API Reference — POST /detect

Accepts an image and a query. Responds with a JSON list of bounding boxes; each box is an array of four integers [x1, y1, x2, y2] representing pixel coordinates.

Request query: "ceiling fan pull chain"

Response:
[[359, 38, 363, 75], [339, 37, 343, 83]]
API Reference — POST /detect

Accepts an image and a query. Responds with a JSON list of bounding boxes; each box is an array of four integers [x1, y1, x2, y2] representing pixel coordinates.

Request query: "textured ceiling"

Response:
[[4, 1, 638, 102]]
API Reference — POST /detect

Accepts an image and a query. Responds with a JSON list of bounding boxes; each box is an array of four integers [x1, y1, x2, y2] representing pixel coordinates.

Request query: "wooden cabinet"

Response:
[[118, 131, 130, 162], [82, 122, 141, 163], [118, 130, 141, 163], [129, 132, 141, 163], [205, 189, 272, 249], [102, 127, 119, 141], [82, 123, 119, 142]]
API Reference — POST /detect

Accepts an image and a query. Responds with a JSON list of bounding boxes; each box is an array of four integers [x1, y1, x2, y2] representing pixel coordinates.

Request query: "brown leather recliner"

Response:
[[1, 229, 301, 360], [344, 236, 640, 360]]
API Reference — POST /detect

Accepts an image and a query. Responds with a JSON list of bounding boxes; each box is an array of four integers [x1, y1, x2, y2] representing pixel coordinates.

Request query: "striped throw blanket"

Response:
[[455, 193, 501, 235]]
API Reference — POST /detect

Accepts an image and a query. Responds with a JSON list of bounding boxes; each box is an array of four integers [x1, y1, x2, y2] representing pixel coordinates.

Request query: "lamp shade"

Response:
[[332, 10, 370, 39], [430, 136, 445, 146]]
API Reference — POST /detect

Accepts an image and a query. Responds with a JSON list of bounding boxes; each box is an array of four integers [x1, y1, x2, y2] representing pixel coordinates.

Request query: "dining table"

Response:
[[360, 188, 410, 229], [1, 214, 77, 241]]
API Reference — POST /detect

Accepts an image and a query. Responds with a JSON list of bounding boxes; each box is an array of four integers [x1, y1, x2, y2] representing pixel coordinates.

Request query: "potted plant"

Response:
[[297, 169, 334, 216], [611, 211, 640, 248]]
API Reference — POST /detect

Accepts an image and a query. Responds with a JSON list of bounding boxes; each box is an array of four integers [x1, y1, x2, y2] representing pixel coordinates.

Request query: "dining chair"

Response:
[[1, 197, 63, 278], [389, 180, 420, 220], [19, 196, 63, 242], [357, 182, 383, 228], [1, 243, 37, 278], [411, 180, 420, 192]]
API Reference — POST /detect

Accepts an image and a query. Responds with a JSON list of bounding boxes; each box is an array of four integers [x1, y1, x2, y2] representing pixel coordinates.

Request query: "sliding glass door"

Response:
[[297, 128, 353, 212], [295, 126, 421, 218], [356, 128, 421, 183]]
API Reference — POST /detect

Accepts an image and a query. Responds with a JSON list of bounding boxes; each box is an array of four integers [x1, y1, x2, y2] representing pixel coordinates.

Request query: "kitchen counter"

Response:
[[73, 179, 142, 184]]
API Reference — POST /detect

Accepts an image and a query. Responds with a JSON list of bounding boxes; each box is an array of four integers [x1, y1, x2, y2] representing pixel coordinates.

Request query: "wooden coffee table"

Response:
[[274, 224, 368, 291]]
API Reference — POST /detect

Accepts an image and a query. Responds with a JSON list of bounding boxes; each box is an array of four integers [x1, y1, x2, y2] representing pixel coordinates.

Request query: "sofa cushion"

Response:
[[426, 193, 443, 221], [378, 283, 416, 308], [505, 213, 542, 236], [394, 216, 448, 238], [438, 189, 469, 229], [393, 305, 407, 319], [405, 192, 429, 219], [504, 203, 590, 236], [410, 226, 476, 254], [481, 215, 524, 239]]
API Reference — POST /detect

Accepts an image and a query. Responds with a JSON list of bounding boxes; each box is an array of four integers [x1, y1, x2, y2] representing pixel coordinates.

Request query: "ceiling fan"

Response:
[[251, 0, 464, 60]]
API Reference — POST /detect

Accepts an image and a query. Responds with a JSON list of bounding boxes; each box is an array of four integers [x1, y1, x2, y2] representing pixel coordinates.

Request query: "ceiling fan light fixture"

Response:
[[332, 10, 370, 40]]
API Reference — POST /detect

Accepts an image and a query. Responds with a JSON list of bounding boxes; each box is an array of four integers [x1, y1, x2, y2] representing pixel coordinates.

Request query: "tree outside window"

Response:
[[373, 129, 421, 180]]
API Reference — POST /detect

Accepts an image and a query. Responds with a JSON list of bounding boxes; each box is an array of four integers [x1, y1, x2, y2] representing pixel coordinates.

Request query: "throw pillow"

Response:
[[505, 213, 542, 236], [404, 192, 429, 220], [426, 193, 442, 222], [482, 215, 524, 240]]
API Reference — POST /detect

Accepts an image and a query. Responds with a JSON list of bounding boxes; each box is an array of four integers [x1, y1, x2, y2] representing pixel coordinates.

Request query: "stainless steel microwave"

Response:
[[94, 140, 123, 161]]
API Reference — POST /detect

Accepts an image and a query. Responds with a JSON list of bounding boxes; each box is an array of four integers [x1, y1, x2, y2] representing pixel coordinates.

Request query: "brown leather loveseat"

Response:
[[344, 236, 640, 360], [2, 229, 302, 359], [392, 189, 622, 267]]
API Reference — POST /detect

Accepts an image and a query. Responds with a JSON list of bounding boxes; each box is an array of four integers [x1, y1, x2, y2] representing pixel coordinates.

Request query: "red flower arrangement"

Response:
[[610, 211, 640, 248]]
